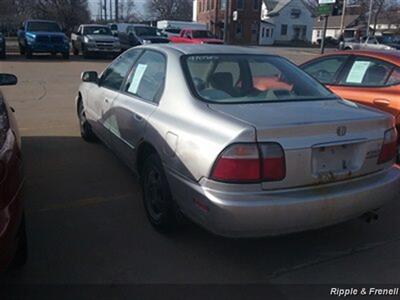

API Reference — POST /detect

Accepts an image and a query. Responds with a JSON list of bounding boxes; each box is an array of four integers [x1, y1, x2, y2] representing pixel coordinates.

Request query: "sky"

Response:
[[89, 0, 147, 20]]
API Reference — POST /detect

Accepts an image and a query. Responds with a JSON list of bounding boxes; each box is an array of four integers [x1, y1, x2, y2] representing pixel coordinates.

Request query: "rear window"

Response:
[[183, 55, 335, 103]]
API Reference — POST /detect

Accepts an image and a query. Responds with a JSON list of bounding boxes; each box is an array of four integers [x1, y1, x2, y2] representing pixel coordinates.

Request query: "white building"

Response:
[[259, 0, 314, 45], [312, 15, 365, 43]]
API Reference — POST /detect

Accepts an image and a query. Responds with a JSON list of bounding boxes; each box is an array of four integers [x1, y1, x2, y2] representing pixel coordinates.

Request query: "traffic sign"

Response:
[[318, 0, 335, 4], [317, 4, 333, 15]]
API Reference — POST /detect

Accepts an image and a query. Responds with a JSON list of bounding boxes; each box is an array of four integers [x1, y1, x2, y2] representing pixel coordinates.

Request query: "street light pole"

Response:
[[224, 0, 230, 44]]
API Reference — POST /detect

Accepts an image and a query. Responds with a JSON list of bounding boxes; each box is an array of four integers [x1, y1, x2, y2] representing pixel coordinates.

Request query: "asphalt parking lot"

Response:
[[1, 48, 400, 298]]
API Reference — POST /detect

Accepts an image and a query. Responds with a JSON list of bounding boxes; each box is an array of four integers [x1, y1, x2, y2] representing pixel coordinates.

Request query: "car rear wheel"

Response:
[[78, 100, 97, 142], [62, 51, 70, 60], [25, 48, 32, 59], [142, 153, 181, 232], [10, 213, 27, 269]]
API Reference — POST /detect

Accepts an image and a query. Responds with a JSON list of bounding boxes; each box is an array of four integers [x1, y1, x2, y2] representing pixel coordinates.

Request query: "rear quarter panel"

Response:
[[143, 48, 255, 182]]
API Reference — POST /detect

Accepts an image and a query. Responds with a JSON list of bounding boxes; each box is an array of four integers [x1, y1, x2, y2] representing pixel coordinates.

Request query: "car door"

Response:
[[108, 50, 166, 169], [332, 56, 400, 117], [86, 50, 141, 146]]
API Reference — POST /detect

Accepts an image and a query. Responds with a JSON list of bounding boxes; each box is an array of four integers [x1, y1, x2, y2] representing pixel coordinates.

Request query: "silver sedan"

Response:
[[76, 44, 400, 237]]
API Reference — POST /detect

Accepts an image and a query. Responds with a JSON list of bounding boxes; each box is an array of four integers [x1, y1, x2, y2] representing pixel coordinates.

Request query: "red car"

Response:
[[0, 73, 26, 271], [169, 29, 224, 44]]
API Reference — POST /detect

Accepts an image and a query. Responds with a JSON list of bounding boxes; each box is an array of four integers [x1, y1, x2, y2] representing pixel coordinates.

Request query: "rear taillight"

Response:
[[378, 128, 398, 164], [211, 143, 285, 183], [260, 143, 286, 181], [211, 144, 260, 182]]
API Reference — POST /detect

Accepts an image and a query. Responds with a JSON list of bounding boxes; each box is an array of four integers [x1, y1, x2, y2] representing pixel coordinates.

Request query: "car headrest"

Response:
[[209, 72, 234, 94], [363, 65, 388, 85]]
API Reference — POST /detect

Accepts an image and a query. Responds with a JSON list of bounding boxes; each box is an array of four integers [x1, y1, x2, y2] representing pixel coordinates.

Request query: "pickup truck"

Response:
[[18, 20, 70, 59], [340, 36, 397, 51], [0, 33, 5, 59], [169, 29, 223, 44], [71, 24, 121, 58]]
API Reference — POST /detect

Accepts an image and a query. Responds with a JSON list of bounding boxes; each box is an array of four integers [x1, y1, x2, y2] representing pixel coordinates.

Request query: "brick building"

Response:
[[195, 0, 262, 45]]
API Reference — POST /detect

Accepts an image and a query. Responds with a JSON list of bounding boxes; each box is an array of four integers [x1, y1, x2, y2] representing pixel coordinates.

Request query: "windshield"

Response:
[[27, 21, 61, 32], [192, 30, 214, 38], [183, 55, 335, 103], [83, 26, 112, 35], [134, 26, 157, 37], [165, 28, 181, 34]]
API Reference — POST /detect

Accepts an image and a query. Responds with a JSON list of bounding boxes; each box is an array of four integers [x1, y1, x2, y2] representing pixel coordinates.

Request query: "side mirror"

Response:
[[81, 71, 98, 83], [0, 74, 17, 86]]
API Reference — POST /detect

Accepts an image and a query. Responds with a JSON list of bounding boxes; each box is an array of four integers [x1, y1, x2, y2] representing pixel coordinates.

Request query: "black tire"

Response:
[[82, 45, 90, 59], [62, 51, 70, 59], [78, 100, 97, 142], [10, 213, 27, 269], [25, 48, 32, 59], [19, 44, 25, 55], [0, 51, 5, 59], [141, 153, 181, 233]]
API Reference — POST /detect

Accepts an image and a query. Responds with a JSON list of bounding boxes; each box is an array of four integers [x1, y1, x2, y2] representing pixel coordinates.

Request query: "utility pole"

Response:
[[115, 0, 119, 22], [99, 0, 103, 21], [339, 0, 346, 38], [223, 0, 230, 44], [320, 14, 329, 54], [367, 0, 373, 36], [339, 0, 346, 49]]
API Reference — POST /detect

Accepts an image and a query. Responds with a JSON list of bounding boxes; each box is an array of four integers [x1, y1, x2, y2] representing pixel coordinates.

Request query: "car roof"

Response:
[[315, 50, 400, 66], [81, 24, 108, 27], [26, 19, 57, 23], [145, 44, 274, 56]]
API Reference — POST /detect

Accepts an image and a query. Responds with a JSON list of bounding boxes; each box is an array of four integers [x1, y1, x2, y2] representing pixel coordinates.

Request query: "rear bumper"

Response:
[[167, 166, 400, 237]]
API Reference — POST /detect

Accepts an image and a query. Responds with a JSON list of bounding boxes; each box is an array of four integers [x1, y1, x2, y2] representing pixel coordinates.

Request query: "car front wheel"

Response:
[[78, 100, 97, 142], [142, 153, 181, 232]]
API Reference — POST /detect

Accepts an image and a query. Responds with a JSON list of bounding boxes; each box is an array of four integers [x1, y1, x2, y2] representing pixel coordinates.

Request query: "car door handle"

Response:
[[133, 114, 143, 121], [373, 98, 390, 106]]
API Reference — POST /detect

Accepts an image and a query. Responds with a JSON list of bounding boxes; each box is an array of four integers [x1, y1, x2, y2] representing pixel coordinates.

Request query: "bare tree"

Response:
[[146, 0, 193, 21], [3, 0, 90, 33]]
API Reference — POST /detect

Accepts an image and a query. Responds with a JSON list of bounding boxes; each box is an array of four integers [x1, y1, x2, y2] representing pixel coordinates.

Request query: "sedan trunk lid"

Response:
[[208, 99, 394, 189]]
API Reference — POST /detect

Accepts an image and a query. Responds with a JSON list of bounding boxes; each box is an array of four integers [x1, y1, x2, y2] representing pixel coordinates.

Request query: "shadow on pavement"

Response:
[[0, 136, 398, 285]]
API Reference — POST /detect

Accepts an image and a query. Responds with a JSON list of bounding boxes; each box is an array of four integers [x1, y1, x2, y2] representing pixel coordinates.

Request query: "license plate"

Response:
[[312, 143, 357, 175]]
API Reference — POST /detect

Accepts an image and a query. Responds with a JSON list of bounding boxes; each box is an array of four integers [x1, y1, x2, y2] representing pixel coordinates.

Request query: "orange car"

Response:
[[301, 50, 400, 132]]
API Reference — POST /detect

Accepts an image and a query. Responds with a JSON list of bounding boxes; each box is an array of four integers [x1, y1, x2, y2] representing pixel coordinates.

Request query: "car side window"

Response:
[[124, 51, 166, 103], [387, 67, 400, 86], [339, 57, 393, 87], [302, 56, 348, 84], [100, 50, 141, 91]]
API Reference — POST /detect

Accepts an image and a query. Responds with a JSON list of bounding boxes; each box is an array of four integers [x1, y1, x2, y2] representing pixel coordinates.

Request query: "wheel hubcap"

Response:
[[145, 169, 164, 221]]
